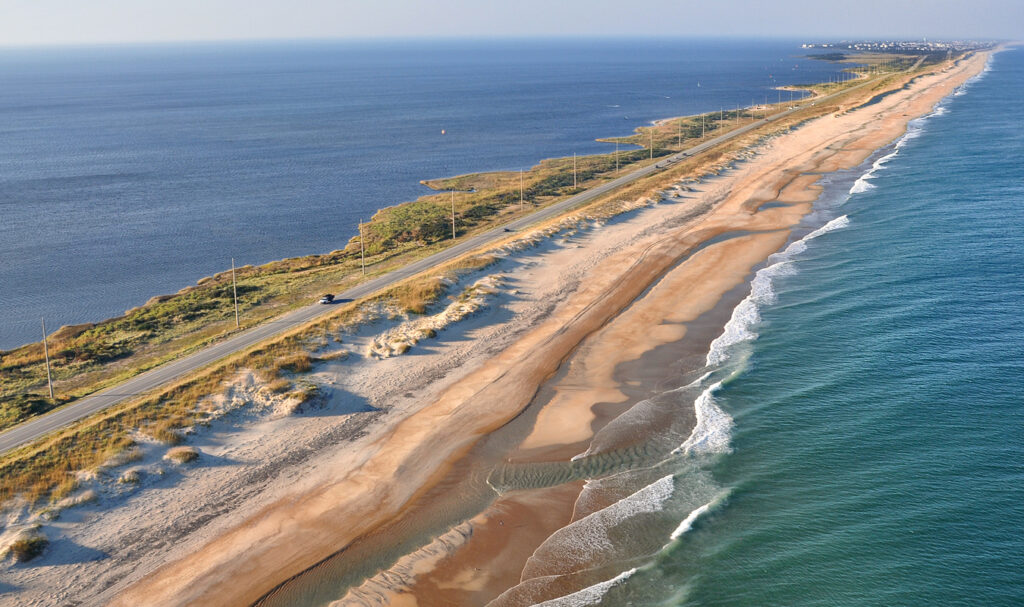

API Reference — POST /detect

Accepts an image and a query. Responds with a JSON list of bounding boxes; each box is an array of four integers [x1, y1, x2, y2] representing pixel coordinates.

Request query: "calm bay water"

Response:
[[0, 39, 843, 349], [264, 50, 1023, 607]]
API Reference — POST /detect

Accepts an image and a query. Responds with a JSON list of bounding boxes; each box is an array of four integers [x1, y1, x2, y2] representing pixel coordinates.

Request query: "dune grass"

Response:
[[0, 55, 952, 505]]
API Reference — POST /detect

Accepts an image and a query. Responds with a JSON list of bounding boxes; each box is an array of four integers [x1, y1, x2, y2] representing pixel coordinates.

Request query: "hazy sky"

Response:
[[1, 0, 1020, 46]]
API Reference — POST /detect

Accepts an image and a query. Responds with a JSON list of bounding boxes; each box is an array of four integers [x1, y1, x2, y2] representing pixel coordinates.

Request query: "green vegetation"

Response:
[[0, 253, 499, 504], [0, 54, 954, 505], [8, 535, 48, 562], [0, 115, 696, 431]]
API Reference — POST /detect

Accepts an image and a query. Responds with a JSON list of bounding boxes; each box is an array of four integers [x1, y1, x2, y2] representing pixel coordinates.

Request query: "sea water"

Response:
[[581, 47, 1023, 606], [253, 49, 1023, 606], [0, 39, 846, 348]]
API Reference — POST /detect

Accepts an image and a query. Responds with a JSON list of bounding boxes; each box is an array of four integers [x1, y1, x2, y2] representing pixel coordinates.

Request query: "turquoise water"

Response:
[[618, 50, 1024, 606], [241, 51, 1023, 606]]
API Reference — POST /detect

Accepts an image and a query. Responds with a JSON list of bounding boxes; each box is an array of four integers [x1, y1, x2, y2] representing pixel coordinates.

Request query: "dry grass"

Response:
[[9, 535, 48, 562], [164, 446, 199, 464], [267, 378, 293, 394], [388, 277, 447, 315], [313, 350, 349, 362], [273, 353, 313, 375], [0, 64, 938, 506]]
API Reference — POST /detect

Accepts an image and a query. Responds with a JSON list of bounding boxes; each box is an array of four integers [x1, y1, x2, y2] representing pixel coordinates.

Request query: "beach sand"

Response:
[[111, 50, 988, 607], [2, 50, 987, 607]]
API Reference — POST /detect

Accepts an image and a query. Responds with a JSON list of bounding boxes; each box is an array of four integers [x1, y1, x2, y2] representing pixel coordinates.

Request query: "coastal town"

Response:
[[802, 39, 997, 53]]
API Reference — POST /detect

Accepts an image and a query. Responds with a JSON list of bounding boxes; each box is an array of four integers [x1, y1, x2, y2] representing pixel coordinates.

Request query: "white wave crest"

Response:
[[674, 382, 732, 456], [849, 176, 875, 194], [704, 215, 850, 368], [805, 214, 851, 240], [531, 568, 638, 607], [523, 475, 675, 578], [955, 54, 993, 96], [670, 501, 714, 540], [850, 147, 900, 194]]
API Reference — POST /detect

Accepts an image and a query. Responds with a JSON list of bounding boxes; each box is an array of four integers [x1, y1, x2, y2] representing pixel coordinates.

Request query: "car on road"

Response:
[[318, 294, 334, 304]]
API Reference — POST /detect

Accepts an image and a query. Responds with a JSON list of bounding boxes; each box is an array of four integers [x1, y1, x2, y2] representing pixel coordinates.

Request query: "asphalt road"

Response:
[[0, 76, 879, 455]]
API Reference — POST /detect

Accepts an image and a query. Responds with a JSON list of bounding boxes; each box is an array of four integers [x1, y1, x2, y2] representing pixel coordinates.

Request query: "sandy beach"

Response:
[[0, 50, 989, 607]]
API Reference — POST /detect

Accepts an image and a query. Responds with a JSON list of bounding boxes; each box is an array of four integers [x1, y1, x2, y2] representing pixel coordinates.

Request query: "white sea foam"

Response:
[[670, 500, 714, 540], [704, 214, 850, 369], [524, 475, 675, 577], [673, 382, 732, 456], [955, 53, 993, 96], [850, 147, 900, 194], [531, 568, 638, 607]]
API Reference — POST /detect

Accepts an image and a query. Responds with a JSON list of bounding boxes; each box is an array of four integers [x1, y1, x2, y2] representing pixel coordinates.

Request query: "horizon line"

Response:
[[0, 33, 1007, 51]]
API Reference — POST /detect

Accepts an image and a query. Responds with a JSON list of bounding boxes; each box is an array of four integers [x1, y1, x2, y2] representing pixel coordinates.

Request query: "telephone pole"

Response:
[[520, 169, 524, 210], [359, 220, 366, 275], [649, 128, 654, 159], [41, 317, 54, 399], [231, 258, 239, 329], [615, 140, 619, 173], [451, 189, 457, 239], [573, 153, 577, 189]]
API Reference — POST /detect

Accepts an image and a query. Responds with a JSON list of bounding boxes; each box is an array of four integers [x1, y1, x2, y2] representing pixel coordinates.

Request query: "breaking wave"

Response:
[[705, 214, 851, 369], [670, 500, 714, 540], [673, 382, 731, 456], [955, 53, 993, 96], [530, 569, 638, 607], [522, 475, 675, 579]]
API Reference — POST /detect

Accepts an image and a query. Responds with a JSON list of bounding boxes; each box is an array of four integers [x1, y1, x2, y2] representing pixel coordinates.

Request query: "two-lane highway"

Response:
[[0, 74, 880, 455]]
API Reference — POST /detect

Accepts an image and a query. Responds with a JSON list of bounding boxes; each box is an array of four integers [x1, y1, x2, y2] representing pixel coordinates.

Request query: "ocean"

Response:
[[0, 39, 845, 349], [563, 47, 1023, 605], [251, 48, 1023, 607]]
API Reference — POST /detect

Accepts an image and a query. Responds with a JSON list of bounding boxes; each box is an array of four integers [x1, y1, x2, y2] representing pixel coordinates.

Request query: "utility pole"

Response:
[[451, 189, 457, 239], [41, 317, 54, 399], [677, 120, 682, 147], [231, 258, 239, 329], [573, 153, 577, 189], [615, 140, 619, 173], [701, 114, 705, 139], [359, 220, 366, 275], [649, 128, 654, 159]]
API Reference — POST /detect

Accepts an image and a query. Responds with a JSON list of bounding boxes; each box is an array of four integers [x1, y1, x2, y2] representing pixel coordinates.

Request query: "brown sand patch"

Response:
[[111, 51, 990, 607]]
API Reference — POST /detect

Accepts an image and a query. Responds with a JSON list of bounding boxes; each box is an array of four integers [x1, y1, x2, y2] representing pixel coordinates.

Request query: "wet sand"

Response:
[[111, 51, 989, 607]]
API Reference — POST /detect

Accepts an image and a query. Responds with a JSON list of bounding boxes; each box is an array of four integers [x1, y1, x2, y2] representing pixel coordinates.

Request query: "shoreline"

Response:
[[0, 64, 834, 445], [101, 51, 990, 607], [0, 48, 991, 606]]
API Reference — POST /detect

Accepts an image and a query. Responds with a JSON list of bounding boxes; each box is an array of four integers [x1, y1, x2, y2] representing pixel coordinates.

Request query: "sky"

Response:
[[0, 0, 1020, 47]]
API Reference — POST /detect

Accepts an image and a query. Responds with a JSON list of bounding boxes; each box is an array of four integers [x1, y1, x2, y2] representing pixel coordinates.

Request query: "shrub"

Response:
[[117, 469, 141, 484], [164, 446, 199, 464], [149, 420, 183, 445], [275, 353, 312, 374], [288, 384, 319, 405], [0, 395, 58, 432], [267, 378, 292, 394], [9, 535, 47, 562]]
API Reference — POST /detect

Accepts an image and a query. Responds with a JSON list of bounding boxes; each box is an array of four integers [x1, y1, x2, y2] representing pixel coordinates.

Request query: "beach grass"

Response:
[[0, 51, 964, 504]]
